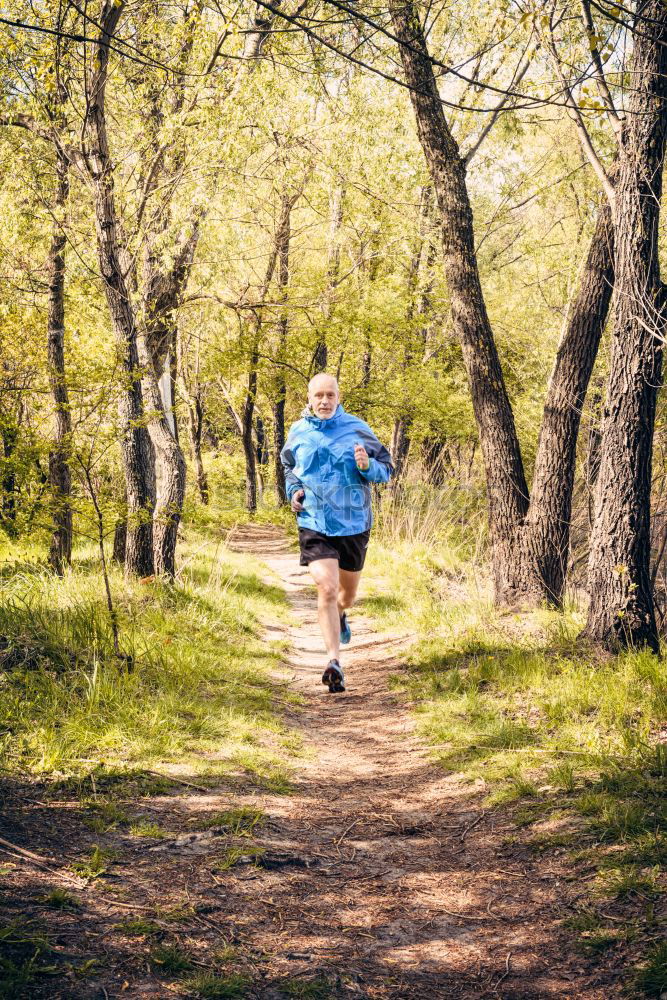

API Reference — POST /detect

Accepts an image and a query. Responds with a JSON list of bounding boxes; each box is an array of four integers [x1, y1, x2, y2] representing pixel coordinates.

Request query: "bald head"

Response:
[[308, 373, 339, 419]]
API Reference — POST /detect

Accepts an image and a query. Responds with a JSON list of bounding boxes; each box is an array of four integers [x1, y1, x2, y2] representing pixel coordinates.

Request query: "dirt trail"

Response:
[[219, 525, 612, 999], [0, 525, 618, 999]]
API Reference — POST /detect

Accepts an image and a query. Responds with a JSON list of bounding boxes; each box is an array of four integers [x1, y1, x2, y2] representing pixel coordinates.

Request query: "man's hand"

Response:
[[291, 488, 305, 513], [354, 442, 370, 471]]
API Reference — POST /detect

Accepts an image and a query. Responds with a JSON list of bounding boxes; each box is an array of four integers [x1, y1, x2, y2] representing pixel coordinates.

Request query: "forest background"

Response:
[[0, 0, 666, 996]]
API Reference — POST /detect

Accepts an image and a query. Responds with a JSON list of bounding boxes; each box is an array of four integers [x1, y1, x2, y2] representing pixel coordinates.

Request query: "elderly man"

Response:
[[280, 374, 393, 693]]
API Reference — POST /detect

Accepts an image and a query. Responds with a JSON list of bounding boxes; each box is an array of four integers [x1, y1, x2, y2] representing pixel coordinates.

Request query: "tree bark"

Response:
[[518, 191, 615, 603], [273, 192, 292, 506], [177, 330, 209, 504], [140, 232, 196, 577], [83, 0, 153, 577], [242, 336, 259, 512], [187, 394, 209, 504], [422, 436, 447, 487], [46, 147, 73, 574], [583, 0, 667, 652], [391, 417, 411, 483], [136, 329, 187, 579], [390, 0, 529, 602]]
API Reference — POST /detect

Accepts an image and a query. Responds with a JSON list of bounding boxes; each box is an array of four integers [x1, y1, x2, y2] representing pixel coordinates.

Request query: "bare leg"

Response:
[[308, 558, 341, 660], [338, 568, 361, 616]]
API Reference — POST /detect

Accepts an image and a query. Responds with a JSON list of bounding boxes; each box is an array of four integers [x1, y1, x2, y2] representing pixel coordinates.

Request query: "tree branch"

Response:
[[545, 16, 616, 203], [580, 0, 623, 136]]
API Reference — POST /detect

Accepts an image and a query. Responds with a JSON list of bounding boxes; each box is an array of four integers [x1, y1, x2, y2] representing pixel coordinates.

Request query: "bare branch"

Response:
[[0, 113, 86, 171], [581, 0, 623, 135], [544, 13, 616, 202], [464, 56, 531, 165]]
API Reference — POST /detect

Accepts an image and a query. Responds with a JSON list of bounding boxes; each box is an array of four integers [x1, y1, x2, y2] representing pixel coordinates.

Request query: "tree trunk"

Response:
[[137, 329, 187, 579], [392, 185, 435, 487], [518, 191, 615, 603], [1, 423, 18, 534], [177, 329, 209, 504], [313, 181, 344, 373], [391, 417, 411, 483], [242, 187, 301, 510], [187, 395, 209, 504], [84, 0, 153, 577], [112, 519, 127, 564], [390, 0, 529, 602], [242, 339, 259, 513], [583, 0, 667, 652], [46, 147, 73, 574], [422, 436, 447, 486], [273, 193, 292, 506], [390, 0, 620, 608], [273, 393, 287, 505]]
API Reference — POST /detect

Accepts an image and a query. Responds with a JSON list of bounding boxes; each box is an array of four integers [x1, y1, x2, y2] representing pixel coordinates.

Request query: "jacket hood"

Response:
[[302, 402, 345, 429]]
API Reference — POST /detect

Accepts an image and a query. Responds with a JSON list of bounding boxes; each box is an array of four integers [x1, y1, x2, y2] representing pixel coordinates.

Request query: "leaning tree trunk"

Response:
[[390, 0, 529, 602], [186, 393, 209, 504], [177, 329, 209, 504], [136, 329, 186, 579], [583, 0, 667, 652], [242, 335, 259, 512], [273, 193, 293, 507], [141, 235, 197, 576], [46, 147, 73, 574], [518, 188, 615, 604], [84, 0, 153, 576]]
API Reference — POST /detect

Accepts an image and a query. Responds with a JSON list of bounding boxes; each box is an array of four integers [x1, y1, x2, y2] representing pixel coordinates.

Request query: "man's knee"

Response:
[[317, 578, 338, 603]]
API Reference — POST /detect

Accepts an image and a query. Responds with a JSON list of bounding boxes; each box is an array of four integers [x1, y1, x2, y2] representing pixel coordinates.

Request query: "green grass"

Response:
[[150, 943, 194, 974], [194, 806, 265, 835], [129, 818, 170, 838], [0, 531, 298, 789], [635, 941, 667, 996], [37, 889, 81, 911], [278, 976, 333, 998], [211, 846, 264, 872], [184, 971, 252, 998], [71, 844, 119, 878], [114, 918, 161, 937], [0, 919, 56, 997]]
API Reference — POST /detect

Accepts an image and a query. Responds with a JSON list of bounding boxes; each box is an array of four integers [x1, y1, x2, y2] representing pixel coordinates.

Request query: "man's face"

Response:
[[308, 377, 339, 419]]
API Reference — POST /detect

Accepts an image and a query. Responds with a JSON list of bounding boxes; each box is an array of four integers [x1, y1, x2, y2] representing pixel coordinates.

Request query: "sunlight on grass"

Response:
[[0, 531, 298, 790]]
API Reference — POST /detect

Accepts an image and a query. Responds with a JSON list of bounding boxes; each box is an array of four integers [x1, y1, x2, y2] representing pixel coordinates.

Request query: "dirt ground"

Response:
[[0, 525, 628, 999]]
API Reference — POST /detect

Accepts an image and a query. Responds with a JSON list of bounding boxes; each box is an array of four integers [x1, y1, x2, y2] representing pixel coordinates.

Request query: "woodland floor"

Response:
[[0, 525, 630, 999]]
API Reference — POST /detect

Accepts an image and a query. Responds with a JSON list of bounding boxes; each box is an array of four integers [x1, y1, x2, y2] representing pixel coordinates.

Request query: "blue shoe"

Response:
[[339, 613, 352, 645], [322, 659, 345, 693]]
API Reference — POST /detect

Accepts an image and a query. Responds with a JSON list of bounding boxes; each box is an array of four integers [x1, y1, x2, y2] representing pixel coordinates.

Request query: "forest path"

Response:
[[215, 524, 612, 999], [0, 526, 618, 1000]]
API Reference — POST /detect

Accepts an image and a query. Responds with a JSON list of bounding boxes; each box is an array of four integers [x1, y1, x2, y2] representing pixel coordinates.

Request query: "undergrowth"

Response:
[[0, 530, 297, 788]]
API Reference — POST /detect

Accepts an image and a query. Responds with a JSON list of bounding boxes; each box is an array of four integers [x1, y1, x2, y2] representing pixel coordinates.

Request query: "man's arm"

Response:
[[280, 436, 305, 500], [355, 426, 394, 484]]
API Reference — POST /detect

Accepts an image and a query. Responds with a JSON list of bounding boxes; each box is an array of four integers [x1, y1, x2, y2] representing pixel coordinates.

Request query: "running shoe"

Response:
[[339, 612, 352, 645], [322, 659, 345, 693]]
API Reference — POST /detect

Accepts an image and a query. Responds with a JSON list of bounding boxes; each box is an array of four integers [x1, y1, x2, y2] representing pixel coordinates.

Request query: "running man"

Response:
[[280, 374, 393, 693]]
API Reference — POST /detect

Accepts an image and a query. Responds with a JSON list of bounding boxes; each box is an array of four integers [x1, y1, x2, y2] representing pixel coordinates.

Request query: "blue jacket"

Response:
[[280, 404, 393, 536]]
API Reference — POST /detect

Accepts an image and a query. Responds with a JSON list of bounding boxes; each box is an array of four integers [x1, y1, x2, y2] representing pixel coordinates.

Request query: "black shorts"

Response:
[[298, 528, 370, 572]]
